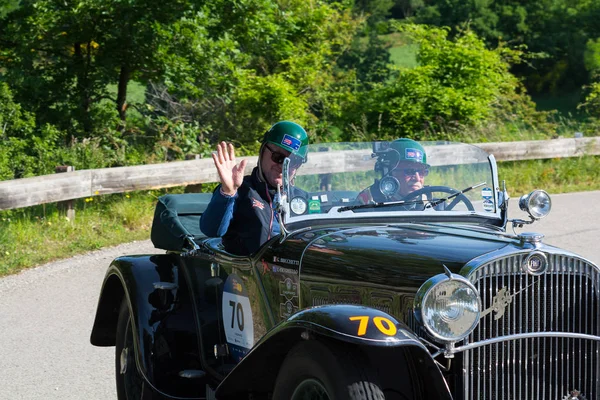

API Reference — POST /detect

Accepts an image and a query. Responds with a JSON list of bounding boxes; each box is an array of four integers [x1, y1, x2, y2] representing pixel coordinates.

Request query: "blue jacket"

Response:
[[200, 168, 280, 255]]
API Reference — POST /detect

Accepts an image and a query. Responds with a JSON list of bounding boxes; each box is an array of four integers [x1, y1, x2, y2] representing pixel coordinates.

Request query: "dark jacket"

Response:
[[200, 167, 278, 256]]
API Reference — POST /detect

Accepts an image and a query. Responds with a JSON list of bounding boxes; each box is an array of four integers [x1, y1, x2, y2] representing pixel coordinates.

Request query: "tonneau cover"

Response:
[[150, 193, 212, 251]]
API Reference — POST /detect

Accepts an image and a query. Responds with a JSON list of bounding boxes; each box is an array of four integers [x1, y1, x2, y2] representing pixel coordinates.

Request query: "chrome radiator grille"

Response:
[[464, 253, 600, 400]]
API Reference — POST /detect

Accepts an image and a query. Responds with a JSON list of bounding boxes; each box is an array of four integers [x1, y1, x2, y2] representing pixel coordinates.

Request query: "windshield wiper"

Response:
[[423, 182, 486, 210], [337, 199, 426, 212]]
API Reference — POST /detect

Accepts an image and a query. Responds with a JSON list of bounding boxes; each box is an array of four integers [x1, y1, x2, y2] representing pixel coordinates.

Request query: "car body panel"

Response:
[[91, 255, 205, 398], [216, 304, 452, 399]]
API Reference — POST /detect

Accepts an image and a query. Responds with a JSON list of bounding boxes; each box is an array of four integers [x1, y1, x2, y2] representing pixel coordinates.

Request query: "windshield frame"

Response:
[[279, 141, 503, 229]]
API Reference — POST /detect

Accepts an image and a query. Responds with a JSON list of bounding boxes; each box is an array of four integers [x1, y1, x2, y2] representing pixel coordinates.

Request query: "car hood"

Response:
[[298, 223, 516, 289]]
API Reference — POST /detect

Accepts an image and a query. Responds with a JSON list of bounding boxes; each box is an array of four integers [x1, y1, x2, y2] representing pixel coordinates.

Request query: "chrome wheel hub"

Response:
[[291, 378, 329, 400]]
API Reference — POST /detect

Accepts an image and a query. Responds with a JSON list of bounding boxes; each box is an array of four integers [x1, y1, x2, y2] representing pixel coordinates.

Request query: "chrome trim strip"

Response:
[[452, 332, 600, 354], [460, 245, 600, 278]]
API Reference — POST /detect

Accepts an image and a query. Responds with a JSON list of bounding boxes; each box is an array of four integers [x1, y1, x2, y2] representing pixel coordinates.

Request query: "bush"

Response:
[[338, 23, 541, 141]]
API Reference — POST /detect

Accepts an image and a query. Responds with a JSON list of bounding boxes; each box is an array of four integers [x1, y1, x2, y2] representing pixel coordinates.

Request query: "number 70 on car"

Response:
[[349, 316, 397, 336]]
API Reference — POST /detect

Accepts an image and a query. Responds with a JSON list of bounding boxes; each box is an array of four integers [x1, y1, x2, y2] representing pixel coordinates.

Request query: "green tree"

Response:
[[391, 0, 425, 19], [0, 0, 197, 136], [0, 0, 361, 152], [338, 24, 534, 140], [146, 0, 361, 146], [413, 0, 600, 95]]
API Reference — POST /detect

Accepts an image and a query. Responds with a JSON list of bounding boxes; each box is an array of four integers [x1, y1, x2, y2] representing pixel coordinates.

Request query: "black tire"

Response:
[[272, 340, 385, 400], [115, 299, 144, 400]]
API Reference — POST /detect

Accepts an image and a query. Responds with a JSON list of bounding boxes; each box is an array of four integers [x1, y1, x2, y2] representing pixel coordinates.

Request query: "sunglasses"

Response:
[[265, 145, 303, 168], [400, 167, 429, 177]]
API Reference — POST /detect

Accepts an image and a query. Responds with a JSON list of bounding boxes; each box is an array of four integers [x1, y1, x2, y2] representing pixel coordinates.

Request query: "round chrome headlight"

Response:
[[519, 190, 551, 219], [414, 273, 481, 342]]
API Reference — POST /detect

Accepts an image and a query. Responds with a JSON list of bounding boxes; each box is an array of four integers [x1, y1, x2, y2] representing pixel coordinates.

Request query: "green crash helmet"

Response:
[[389, 138, 428, 166], [262, 121, 309, 161]]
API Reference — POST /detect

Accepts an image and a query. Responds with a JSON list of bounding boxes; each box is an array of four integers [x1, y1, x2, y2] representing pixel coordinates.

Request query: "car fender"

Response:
[[216, 304, 451, 399], [90, 254, 191, 391]]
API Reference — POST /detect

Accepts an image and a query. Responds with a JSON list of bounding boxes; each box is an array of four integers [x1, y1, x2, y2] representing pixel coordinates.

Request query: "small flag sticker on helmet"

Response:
[[405, 148, 423, 163], [281, 134, 301, 151]]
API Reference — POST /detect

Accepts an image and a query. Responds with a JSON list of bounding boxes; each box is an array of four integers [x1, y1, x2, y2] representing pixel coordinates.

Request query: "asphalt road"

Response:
[[0, 191, 598, 399]]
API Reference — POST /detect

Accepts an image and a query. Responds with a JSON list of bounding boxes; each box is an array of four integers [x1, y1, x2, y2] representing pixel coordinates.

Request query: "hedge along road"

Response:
[[0, 191, 598, 400]]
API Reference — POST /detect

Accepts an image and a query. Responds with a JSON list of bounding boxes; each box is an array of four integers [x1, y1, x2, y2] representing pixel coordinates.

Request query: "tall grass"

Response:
[[0, 191, 164, 276], [499, 156, 600, 195]]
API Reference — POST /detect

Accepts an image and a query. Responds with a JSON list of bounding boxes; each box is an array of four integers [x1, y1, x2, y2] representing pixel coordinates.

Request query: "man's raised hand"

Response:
[[212, 142, 247, 196]]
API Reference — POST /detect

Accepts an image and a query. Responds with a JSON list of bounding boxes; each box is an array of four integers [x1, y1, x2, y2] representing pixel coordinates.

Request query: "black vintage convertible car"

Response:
[[90, 141, 600, 400]]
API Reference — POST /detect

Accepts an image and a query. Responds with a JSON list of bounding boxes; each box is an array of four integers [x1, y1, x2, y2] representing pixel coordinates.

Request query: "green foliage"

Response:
[[0, 81, 147, 178], [584, 38, 600, 74], [353, 0, 394, 25], [0, 0, 200, 137], [147, 0, 361, 145], [413, 0, 600, 96], [0, 83, 60, 179], [337, 23, 536, 140], [0, 0, 589, 179], [0, 0, 363, 171], [579, 82, 600, 117], [0, 82, 36, 138], [337, 33, 392, 87], [392, 0, 425, 19], [0, 0, 18, 17]]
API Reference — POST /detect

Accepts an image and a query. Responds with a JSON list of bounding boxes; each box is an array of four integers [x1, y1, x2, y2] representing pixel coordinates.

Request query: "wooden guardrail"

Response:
[[1, 137, 599, 211]]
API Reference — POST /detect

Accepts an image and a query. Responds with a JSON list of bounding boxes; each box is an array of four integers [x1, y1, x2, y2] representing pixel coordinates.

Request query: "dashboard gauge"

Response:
[[290, 196, 308, 215]]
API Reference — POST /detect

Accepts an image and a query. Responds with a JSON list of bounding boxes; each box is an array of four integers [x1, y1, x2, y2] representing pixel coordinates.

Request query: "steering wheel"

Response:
[[402, 185, 475, 211]]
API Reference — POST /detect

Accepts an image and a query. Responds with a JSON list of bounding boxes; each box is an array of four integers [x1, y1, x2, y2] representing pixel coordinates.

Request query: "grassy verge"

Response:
[[0, 191, 164, 277], [498, 156, 600, 197], [499, 156, 600, 195]]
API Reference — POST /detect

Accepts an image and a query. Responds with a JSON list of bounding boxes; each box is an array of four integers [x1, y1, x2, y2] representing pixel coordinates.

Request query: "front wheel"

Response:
[[115, 299, 144, 400], [273, 340, 385, 400]]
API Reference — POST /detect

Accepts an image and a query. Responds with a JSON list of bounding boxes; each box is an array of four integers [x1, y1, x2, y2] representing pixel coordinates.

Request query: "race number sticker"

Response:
[[222, 274, 254, 360]]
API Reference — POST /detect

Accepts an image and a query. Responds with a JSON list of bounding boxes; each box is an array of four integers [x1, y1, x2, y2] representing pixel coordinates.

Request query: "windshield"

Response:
[[280, 141, 499, 226]]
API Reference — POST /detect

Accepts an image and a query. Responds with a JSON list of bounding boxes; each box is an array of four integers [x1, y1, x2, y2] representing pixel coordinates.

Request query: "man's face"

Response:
[[391, 161, 429, 197], [261, 144, 301, 188]]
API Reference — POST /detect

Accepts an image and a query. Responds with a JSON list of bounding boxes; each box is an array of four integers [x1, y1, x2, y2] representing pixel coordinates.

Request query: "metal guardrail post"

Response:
[[55, 165, 75, 222]]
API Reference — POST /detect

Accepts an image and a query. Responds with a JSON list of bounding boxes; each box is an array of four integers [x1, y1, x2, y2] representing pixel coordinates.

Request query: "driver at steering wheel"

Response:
[[356, 138, 429, 206]]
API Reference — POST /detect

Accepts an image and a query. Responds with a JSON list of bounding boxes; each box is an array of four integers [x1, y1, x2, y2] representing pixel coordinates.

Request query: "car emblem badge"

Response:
[[522, 251, 548, 276], [563, 389, 587, 400], [480, 280, 538, 321]]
